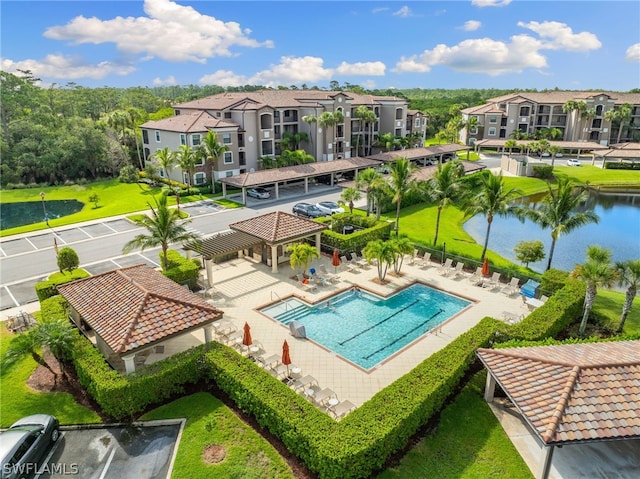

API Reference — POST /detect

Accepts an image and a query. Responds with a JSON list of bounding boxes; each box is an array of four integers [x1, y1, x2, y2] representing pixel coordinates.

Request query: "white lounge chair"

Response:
[[341, 255, 359, 272], [296, 274, 317, 292], [318, 265, 339, 283], [486, 272, 502, 289], [350, 252, 368, 268], [416, 251, 432, 268], [438, 258, 453, 276], [451, 262, 466, 278], [330, 399, 356, 419], [468, 267, 483, 285], [504, 277, 520, 295]]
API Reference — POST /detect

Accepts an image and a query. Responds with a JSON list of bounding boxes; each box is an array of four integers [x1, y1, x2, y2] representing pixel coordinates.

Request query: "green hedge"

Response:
[[161, 250, 200, 289], [604, 161, 640, 170], [318, 214, 393, 253], [35, 269, 91, 301]]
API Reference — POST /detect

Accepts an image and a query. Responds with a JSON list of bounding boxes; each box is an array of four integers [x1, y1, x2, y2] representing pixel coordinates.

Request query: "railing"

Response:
[[271, 291, 290, 311]]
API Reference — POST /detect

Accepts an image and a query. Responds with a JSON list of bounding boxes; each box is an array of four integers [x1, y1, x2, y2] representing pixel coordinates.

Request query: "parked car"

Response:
[[555, 153, 564, 158], [0, 414, 59, 479], [247, 187, 270, 199], [316, 201, 345, 215], [292, 203, 327, 218], [567, 159, 582, 167]]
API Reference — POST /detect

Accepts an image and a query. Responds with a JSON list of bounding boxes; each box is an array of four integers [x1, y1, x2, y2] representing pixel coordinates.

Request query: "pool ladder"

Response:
[[271, 291, 290, 312]]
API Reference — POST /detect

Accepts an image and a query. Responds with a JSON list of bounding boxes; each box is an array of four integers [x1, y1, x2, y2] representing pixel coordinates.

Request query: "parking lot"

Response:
[[40, 422, 182, 479]]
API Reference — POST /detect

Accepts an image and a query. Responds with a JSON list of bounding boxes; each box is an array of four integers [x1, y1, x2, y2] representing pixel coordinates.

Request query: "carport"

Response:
[[228, 211, 327, 273], [477, 340, 640, 479], [367, 143, 470, 166], [218, 157, 381, 204], [596, 147, 640, 168]]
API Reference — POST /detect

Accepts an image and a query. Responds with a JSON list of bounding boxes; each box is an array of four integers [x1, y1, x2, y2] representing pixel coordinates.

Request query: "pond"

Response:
[[0, 200, 85, 230], [464, 189, 640, 273]]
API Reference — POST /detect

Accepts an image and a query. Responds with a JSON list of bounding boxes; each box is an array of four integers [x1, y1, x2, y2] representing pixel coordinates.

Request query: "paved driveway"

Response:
[[40, 421, 182, 479]]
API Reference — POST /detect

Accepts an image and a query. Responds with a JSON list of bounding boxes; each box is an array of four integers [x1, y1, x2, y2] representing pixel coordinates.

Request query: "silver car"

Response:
[[1, 414, 59, 479]]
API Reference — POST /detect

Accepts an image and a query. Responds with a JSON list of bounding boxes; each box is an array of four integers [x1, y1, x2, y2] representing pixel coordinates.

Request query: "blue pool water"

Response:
[[260, 283, 471, 370]]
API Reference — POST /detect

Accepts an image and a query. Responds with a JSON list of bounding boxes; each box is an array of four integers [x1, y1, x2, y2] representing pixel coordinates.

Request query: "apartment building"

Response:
[[141, 90, 424, 186], [460, 91, 640, 147]]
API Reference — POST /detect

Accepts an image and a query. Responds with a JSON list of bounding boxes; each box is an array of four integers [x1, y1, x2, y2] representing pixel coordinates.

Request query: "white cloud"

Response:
[[393, 6, 414, 18], [462, 20, 482, 32], [0, 54, 134, 80], [152, 75, 177, 86], [518, 21, 601, 51], [372, 7, 389, 14], [43, 0, 273, 64], [394, 35, 547, 75], [626, 43, 640, 62], [199, 56, 385, 87], [472, 0, 512, 7]]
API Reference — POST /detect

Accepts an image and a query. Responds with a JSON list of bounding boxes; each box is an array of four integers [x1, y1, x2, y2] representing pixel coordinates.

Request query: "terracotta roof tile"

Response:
[[229, 211, 326, 244], [140, 110, 236, 133], [57, 264, 223, 354], [477, 341, 640, 445]]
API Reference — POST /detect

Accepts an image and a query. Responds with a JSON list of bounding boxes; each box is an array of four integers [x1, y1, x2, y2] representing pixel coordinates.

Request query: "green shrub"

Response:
[[532, 164, 554, 179], [118, 165, 140, 183], [319, 214, 393, 253], [35, 269, 90, 301], [57, 246, 79, 273], [604, 161, 640, 170], [540, 268, 570, 295], [160, 250, 200, 289]]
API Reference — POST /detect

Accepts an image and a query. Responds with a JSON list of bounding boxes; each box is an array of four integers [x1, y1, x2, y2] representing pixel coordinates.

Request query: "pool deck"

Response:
[[199, 255, 530, 407]]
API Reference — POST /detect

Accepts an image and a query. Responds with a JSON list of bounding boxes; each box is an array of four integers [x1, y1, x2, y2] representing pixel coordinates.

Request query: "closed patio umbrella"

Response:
[[242, 322, 252, 347], [282, 340, 292, 374], [332, 249, 341, 273], [481, 258, 490, 277]]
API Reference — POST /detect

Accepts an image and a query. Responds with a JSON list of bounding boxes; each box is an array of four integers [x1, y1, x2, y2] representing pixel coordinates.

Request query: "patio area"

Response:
[[186, 253, 529, 407]]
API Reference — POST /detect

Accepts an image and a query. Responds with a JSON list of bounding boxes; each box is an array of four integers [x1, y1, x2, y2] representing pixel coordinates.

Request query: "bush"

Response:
[[160, 250, 200, 289], [540, 268, 570, 295], [318, 214, 393, 254], [532, 164, 554, 179], [35, 268, 90, 301], [57, 246, 79, 273], [604, 161, 640, 170], [118, 165, 140, 183]]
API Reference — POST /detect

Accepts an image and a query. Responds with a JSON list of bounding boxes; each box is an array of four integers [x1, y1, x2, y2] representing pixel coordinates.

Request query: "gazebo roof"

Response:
[[57, 264, 223, 354], [477, 340, 640, 446], [229, 211, 326, 244], [367, 144, 469, 162], [184, 230, 262, 259]]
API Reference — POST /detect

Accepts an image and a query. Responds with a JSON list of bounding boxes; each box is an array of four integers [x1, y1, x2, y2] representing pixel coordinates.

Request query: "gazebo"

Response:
[[476, 341, 640, 479]]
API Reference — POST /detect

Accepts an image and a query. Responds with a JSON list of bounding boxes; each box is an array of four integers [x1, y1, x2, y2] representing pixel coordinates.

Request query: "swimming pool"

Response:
[[260, 283, 471, 370]]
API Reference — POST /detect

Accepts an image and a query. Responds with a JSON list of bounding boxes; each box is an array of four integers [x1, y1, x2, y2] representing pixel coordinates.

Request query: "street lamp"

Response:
[[175, 187, 181, 211], [40, 191, 49, 226]]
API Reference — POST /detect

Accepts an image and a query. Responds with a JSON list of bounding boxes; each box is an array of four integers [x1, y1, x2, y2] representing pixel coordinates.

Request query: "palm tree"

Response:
[[520, 177, 599, 270], [580, 108, 597, 141], [548, 145, 561, 167], [126, 107, 145, 169], [571, 246, 617, 336], [301, 114, 317, 155], [175, 145, 197, 193], [153, 147, 176, 183], [363, 240, 395, 282], [355, 168, 382, 216], [388, 158, 418, 236], [375, 132, 396, 152], [339, 187, 362, 214], [317, 111, 336, 161], [562, 100, 586, 141], [614, 259, 640, 332], [426, 161, 463, 246], [504, 139, 518, 156], [390, 237, 414, 275], [353, 105, 370, 157], [286, 243, 320, 276], [462, 116, 478, 158], [606, 103, 633, 144], [122, 192, 200, 271], [2, 328, 58, 380], [362, 108, 377, 156], [199, 131, 228, 192], [463, 172, 523, 261]]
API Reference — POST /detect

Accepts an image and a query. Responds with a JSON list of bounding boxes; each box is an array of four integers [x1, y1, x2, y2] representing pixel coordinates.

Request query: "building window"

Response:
[[225, 171, 233, 178], [422, 117, 427, 126], [519, 106, 530, 116], [223, 133, 231, 144], [489, 117, 497, 124], [155, 131, 161, 142], [224, 151, 233, 164], [488, 127, 496, 136], [180, 134, 186, 145], [194, 172, 206, 185], [142, 130, 149, 144], [470, 126, 478, 135], [415, 118, 421, 127], [595, 105, 603, 116], [195, 154, 204, 166], [191, 134, 201, 147], [224, 112, 232, 119]]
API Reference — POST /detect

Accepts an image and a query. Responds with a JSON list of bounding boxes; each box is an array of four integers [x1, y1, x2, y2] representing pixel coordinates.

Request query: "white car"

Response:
[[566, 159, 582, 167], [247, 187, 270, 199], [316, 201, 345, 215]]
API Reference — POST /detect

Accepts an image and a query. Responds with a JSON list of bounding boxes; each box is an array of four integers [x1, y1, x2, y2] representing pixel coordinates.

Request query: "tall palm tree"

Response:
[[571, 246, 617, 336], [199, 131, 228, 192], [353, 105, 370, 157], [175, 144, 197, 193], [388, 157, 418, 236], [390, 237, 414, 275], [375, 132, 396, 152], [580, 108, 597, 141], [520, 177, 599, 270], [362, 108, 377, 156], [504, 139, 518, 156], [426, 161, 463, 246], [123, 192, 200, 271], [605, 103, 633, 144], [153, 147, 176, 183], [339, 187, 362, 214], [463, 172, 522, 261], [363, 239, 395, 282], [562, 100, 587, 141], [548, 145, 562, 167], [462, 116, 478, 158], [355, 167, 382, 216], [301, 114, 317, 155], [126, 107, 145, 169], [317, 111, 336, 161], [614, 259, 640, 332]]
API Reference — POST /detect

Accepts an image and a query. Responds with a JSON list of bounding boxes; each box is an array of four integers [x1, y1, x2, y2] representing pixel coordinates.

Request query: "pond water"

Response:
[[464, 189, 640, 273], [0, 200, 85, 230]]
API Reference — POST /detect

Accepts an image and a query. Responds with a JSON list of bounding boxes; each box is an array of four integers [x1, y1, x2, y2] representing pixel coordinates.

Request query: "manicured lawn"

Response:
[[141, 392, 295, 479], [0, 327, 101, 427], [377, 372, 533, 479], [593, 289, 640, 335], [0, 180, 212, 237]]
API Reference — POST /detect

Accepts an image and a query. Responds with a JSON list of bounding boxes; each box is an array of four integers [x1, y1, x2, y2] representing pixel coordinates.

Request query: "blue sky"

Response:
[[2, 0, 639, 91]]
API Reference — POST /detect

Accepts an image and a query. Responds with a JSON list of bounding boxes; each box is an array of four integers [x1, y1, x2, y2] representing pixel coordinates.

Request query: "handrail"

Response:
[[271, 291, 290, 311]]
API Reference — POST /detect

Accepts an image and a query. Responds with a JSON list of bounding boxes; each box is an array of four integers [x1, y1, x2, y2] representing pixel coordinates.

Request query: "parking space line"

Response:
[[2, 286, 20, 309], [24, 237, 39, 250], [34, 433, 64, 479], [77, 227, 94, 239], [0, 245, 6, 257], [102, 222, 119, 233], [98, 448, 116, 479]]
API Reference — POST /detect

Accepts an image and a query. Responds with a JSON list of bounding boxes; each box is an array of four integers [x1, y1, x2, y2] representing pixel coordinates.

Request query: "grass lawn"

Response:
[[377, 372, 533, 479], [593, 289, 640, 335], [0, 327, 101, 427], [0, 180, 213, 237], [140, 392, 295, 479]]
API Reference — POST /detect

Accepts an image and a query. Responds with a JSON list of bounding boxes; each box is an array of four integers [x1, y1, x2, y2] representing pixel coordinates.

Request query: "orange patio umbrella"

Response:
[[282, 340, 292, 374], [242, 322, 252, 347], [332, 249, 341, 273], [481, 258, 490, 277]]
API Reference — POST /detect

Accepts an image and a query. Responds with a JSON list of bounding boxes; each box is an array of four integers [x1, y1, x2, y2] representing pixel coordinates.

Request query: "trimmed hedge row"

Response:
[[318, 214, 393, 253], [161, 250, 200, 289], [35, 269, 91, 301]]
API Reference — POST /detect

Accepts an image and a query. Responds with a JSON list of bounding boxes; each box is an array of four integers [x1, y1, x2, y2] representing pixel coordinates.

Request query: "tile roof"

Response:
[[57, 264, 223, 354], [367, 144, 469, 162], [477, 341, 640, 445], [474, 139, 608, 150], [230, 211, 326, 244], [140, 111, 237, 133]]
